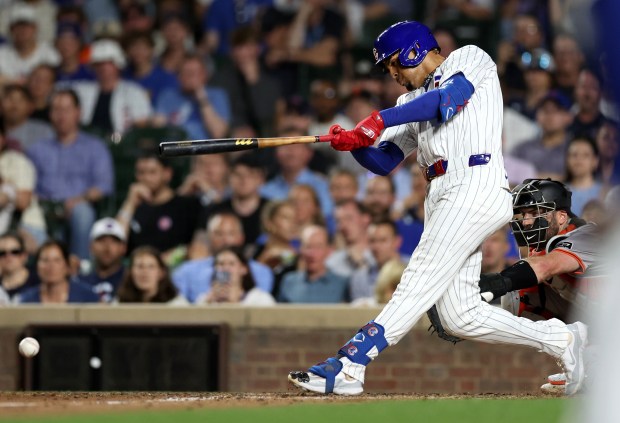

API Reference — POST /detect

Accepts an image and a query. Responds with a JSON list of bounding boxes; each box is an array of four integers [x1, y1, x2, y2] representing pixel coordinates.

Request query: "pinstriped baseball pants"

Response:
[[342, 165, 571, 382]]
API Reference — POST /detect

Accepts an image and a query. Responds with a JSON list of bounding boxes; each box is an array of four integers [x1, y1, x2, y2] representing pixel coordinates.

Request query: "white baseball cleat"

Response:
[[288, 357, 363, 396], [560, 322, 588, 396]]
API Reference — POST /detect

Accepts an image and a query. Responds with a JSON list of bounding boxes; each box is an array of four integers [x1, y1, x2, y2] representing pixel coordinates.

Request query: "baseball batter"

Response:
[[288, 21, 588, 396]]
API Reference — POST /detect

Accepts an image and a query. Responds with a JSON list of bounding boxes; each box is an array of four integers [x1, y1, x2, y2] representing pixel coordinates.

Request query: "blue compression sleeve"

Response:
[[380, 90, 440, 126], [351, 141, 405, 176], [379, 73, 474, 126]]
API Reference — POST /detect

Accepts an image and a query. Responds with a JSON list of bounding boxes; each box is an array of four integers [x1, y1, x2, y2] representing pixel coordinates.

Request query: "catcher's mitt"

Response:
[[426, 304, 464, 344]]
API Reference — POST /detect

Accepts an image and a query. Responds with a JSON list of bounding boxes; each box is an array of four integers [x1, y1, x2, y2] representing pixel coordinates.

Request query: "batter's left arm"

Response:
[[379, 73, 474, 126]]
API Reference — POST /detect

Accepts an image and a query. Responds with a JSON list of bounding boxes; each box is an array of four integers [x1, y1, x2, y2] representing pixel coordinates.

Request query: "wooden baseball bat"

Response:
[[159, 135, 334, 157]]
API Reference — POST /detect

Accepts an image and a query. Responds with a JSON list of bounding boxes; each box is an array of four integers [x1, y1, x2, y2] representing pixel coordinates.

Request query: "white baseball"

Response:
[[18, 337, 40, 358]]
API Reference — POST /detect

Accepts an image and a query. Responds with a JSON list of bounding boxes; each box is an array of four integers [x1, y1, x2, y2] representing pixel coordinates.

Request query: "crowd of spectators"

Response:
[[0, 0, 619, 306]]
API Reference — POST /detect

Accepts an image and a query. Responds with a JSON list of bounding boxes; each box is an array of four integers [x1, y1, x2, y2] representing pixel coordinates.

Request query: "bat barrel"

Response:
[[159, 138, 258, 157]]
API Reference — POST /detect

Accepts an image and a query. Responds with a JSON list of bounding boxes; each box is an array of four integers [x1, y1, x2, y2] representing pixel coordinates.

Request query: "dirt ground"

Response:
[[0, 391, 550, 418]]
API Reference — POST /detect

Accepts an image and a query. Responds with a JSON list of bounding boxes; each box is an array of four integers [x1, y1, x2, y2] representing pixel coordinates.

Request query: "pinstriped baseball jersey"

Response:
[[380, 45, 503, 168]]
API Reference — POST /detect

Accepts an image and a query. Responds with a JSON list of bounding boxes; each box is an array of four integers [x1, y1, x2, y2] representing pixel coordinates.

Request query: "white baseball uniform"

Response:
[[341, 45, 572, 382]]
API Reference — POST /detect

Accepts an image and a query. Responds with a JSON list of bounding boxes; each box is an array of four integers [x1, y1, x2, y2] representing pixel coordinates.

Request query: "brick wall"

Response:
[[228, 328, 558, 393], [0, 306, 559, 393]]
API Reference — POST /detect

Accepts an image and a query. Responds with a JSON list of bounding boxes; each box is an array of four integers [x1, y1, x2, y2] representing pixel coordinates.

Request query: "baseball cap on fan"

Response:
[[8, 4, 37, 27], [537, 90, 572, 111], [90, 218, 126, 242], [89, 39, 126, 68]]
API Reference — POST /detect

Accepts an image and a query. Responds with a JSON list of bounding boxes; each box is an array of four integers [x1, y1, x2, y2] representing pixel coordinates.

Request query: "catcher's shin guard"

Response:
[[338, 321, 388, 365]]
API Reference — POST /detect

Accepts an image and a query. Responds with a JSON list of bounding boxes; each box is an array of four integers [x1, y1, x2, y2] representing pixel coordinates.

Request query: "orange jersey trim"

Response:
[[552, 249, 586, 274]]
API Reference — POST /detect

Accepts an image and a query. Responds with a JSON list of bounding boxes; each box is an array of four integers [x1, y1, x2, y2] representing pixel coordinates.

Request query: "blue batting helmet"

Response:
[[373, 21, 440, 68]]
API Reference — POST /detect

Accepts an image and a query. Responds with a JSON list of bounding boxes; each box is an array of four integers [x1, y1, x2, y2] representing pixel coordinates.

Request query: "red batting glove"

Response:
[[329, 111, 385, 151], [354, 110, 384, 142]]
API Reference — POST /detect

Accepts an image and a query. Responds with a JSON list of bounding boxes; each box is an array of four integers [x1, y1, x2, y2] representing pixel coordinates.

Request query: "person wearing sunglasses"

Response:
[[0, 232, 38, 300]]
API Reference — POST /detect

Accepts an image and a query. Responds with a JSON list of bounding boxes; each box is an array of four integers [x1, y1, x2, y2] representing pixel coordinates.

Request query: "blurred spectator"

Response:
[[27, 89, 114, 259], [433, 27, 458, 57], [326, 167, 359, 234], [349, 219, 403, 303], [362, 175, 396, 222], [395, 164, 426, 256], [503, 142, 537, 188], [307, 78, 353, 136], [1, 84, 54, 150], [512, 90, 574, 180], [177, 153, 230, 211], [27, 64, 55, 122], [497, 14, 545, 76], [0, 232, 39, 301], [154, 54, 230, 141], [212, 26, 285, 138], [55, 21, 94, 83], [0, 121, 47, 251], [581, 199, 606, 225], [0, 1, 58, 44], [507, 48, 555, 121], [599, 53, 619, 122], [278, 224, 348, 303], [197, 246, 276, 306], [119, 1, 154, 35], [263, 0, 346, 93], [173, 212, 274, 302], [17, 240, 99, 303], [328, 167, 359, 204], [429, 0, 497, 55], [254, 200, 298, 296], [56, 4, 90, 39], [116, 245, 188, 304], [343, 89, 381, 126], [373, 259, 406, 304], [307, 79, 355, 170], [595, 119, 620, 187], [288, 184, 325, 235], [564, 136, 602, 217], [82, 0, 120, 30], [261, 143, 333, 215], [158, 12, 195, 74], [569, 68, 605, 140], [552, 33, 585, 101], [80, 217, 127, 303], [326, 199, 373, 279], [201, 153, 267, 247], [0, 3, 59, 85], [201, 0, 272, 57], [70, 39, 152, 136], [122, 31, 178, 106], [116, 152, 201, 267], [481, 226, 511, 273]]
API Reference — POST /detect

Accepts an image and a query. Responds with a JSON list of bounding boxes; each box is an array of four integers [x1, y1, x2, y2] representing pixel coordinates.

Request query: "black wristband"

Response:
[[500, 259, 539, 291]]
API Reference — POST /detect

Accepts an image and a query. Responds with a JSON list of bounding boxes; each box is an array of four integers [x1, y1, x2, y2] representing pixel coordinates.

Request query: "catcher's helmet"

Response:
[[373, 21, 440, 68], [510, 178, 574, 249]]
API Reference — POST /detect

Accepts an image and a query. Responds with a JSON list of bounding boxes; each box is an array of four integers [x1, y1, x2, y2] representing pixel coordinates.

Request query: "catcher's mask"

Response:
[[510, 179, 573, 250]]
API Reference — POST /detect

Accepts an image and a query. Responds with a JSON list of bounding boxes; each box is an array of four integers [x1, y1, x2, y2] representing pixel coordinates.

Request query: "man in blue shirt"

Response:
[[278, 225, 348, 303], [260, 138, 333, 216], [79, 217, 127, 303], [27, 89, 114, 259], [155, 54, 231, 141], [172, 212, 273, 302], [123, 31, 178, 105]]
